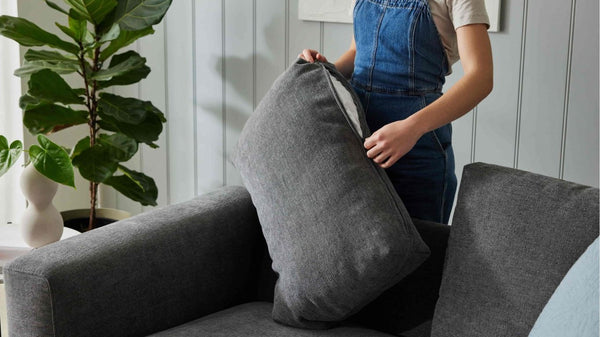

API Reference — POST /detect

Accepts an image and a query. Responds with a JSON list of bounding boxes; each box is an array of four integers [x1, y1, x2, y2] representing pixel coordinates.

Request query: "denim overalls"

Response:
[[351, 0, 457, 224]]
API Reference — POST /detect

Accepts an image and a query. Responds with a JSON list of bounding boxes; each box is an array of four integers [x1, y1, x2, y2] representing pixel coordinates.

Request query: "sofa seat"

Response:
[[149, 301, 394, 337]]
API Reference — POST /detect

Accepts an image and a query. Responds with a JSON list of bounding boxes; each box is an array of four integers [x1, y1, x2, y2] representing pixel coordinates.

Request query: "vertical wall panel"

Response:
[[16, 0, 597, 215], [474, 0, 523, 167], [288, 0, 322, 65], [563, 0, 599, 187], [256, 0, 287, 102], [165, 0, 196, 204], [517, 0, 572, 178], [195, 1, 225, 194], [224, 0, 254, 186], [322, 22, 353, 62], [139, 22, 169, 210]]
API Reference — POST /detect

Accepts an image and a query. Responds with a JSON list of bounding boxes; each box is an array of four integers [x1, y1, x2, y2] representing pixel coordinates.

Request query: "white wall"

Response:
[[161, 0, 599, 206], [10, 0, 599, 219]]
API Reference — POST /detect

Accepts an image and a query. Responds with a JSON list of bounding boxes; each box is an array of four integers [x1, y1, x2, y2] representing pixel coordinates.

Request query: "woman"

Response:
[[300, 0, 493, 224]]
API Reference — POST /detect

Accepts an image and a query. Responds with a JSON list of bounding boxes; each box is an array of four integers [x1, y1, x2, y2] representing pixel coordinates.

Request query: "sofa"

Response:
[[4, 162, 598, 337]]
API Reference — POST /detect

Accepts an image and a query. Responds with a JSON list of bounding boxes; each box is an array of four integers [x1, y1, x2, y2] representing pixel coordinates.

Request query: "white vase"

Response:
[[19, 164, 64, 248]]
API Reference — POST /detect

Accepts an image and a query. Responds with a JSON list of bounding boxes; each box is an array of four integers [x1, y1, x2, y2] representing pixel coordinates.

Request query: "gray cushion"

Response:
[[431, 163, 599, 337], [149, 302, 395, 337], [232, 59, 430, 329]]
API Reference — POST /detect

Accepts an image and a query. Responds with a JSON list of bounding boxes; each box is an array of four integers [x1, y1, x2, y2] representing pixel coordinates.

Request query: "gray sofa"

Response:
[[4, 162, 598, 337]]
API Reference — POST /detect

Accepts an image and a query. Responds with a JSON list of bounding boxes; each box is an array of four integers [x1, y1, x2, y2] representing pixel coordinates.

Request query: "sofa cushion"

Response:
[[431, 163, 599, 337], [148, 302, 395, 337], [528, 237, 599, 337], [232, 59, 430, 329]]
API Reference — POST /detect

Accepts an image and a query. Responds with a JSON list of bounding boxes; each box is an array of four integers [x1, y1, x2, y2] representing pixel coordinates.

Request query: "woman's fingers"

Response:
[[299, 49, 328, 63], [366, 144, 382, 159], [372, 151, 389, 164], [380, 154, 399, 169]]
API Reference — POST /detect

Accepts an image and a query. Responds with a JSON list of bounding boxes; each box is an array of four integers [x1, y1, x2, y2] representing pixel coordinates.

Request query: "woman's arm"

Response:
[[364, 23, 493, 168], [406, 24, 493, 135], [334, 37, 356, 78]]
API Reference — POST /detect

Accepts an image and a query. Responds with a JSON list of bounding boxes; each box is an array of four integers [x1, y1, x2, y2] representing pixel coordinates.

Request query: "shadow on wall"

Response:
[[199, 16, 287, 171]]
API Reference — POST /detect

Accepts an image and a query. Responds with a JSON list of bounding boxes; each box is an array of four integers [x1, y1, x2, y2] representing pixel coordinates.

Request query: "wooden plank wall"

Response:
[[13, 0, 599, 219]]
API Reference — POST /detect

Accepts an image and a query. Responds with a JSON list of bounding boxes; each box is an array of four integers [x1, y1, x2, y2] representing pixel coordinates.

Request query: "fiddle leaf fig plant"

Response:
[[0, 0, 172, 230]]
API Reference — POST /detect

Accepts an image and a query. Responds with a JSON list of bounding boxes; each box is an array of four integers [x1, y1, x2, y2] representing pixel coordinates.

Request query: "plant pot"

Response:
[[61, 208, 131, 232]]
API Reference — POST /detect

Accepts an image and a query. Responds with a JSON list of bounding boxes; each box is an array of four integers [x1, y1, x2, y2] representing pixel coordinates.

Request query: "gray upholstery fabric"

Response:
[[431, 163, 599, 337], [350, 218, 450, 337], [149, 301, 395, 337], [251, 218, 450, 337], [233, 59, 430, 329], [4, 186, 264, 337]]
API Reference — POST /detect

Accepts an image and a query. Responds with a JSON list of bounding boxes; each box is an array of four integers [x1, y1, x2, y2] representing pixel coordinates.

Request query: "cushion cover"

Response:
[[233, 59, 430, 329], [431, 163, 599, 337], [528, 237, 599, 337]]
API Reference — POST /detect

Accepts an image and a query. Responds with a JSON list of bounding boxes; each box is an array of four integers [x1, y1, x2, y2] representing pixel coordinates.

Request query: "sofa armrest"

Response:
[[4, 185, 263, 337]]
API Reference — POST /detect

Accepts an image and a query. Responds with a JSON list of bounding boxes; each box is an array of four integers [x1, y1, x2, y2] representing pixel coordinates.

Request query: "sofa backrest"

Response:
[[431, 162, 599, 337]]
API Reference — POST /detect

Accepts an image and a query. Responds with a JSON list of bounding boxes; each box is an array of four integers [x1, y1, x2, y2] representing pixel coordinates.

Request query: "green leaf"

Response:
[[97, 133, 138, 162], [98, 112, 163, 145], [16, 49, 80, 77], [97, 93, 150, 124], [97, 93, 164, 145], [92, 50, 146, 81], [99, 23, 120, 43], [63, 0, 117, 24], [96, 51, 150, 88], [104, 165, 157, 206], [28, 69, 83, 105], [0, 136, 23, 178], [99, 26, 153, 61], [24, 49, 78, 63], [15, 60, 80, 77], [29, 134, 75, 187], [45, 0, 70, 15], [19, 94, 42, 109], [57, 13, 93, 44], [23, 104, 88, 134], [0, 15, 79, 54], [70, 136, 90, 158], [68, 12, 88, 42], [55, 22, 79, 42], [110, 0, 172, 31], [71, 145, 118, 182]]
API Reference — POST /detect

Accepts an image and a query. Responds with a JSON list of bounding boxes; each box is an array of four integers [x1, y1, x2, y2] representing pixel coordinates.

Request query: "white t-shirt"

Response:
[[351, 0, 490, 73]]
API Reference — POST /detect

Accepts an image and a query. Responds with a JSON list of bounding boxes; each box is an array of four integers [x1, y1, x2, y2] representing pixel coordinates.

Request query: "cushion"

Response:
[[232, 59, 430, 329], [431, 163, 599, 337], [528, 237, 599, 337], [148, 302, 396, 337]]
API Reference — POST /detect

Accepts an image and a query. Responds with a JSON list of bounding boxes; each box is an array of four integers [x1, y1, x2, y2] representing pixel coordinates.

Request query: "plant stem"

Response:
[[88, 181, 98, 231], [79, 36, 102, 231]]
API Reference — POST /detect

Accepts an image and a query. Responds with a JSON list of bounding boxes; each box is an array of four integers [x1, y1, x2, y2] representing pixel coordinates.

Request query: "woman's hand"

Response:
[[364, 119, 424, 168], [298, 49, 328, 63]]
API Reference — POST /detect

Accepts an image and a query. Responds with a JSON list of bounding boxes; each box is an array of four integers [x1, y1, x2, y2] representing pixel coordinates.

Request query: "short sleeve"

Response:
[[350, 0, 357, 15], [447, 0, 490, 29]]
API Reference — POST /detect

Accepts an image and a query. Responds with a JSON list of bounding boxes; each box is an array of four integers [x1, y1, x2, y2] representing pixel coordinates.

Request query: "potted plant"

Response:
[[0, 0, 172, 231]]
